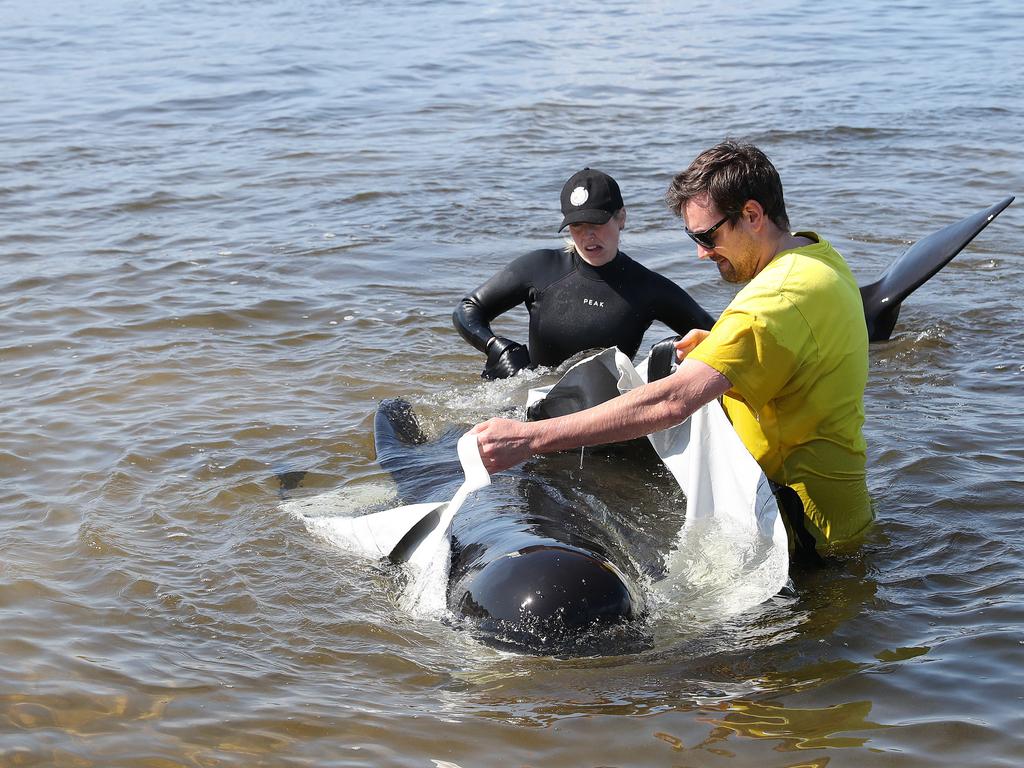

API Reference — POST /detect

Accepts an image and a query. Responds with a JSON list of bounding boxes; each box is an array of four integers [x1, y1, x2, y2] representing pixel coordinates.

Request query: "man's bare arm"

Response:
[[471, 358, 731, 472]]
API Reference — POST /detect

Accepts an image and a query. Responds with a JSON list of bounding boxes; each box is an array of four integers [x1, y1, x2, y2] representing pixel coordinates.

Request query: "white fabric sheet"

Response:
[[527, 347, 789, 615]]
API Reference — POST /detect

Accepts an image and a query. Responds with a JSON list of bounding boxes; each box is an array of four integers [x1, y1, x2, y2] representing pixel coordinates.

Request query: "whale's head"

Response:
[[451, 543, 644, 654]]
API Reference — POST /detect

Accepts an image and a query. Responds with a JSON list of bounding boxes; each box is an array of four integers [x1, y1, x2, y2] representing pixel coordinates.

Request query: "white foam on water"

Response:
[[398, 537, 453, 618], [655, 516, 789, 622], [280, 482, 397, 520], [283, 483, 403, 556], [286, 488, 456, 620], [421, 364, 564, 429]]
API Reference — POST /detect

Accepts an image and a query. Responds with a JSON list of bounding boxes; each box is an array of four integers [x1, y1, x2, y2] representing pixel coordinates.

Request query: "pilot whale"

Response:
[[370, 397, 687, 654], [289, 339, 785, 655]]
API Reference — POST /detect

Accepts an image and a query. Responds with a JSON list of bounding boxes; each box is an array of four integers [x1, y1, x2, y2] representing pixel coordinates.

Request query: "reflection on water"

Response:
[[700, 698, 882, 753]]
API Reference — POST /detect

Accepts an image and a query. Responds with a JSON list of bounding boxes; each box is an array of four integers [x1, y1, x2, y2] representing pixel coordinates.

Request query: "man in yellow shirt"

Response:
[[472, 140, 873, 559]]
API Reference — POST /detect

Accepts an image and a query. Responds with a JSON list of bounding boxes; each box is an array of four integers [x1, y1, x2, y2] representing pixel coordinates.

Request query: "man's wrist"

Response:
[[527, 420, 556, 456]]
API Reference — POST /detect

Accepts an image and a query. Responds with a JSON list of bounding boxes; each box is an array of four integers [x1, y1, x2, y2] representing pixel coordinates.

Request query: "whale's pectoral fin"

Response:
[[387, 503, 445, 564], [860, 196, 1013, 341]]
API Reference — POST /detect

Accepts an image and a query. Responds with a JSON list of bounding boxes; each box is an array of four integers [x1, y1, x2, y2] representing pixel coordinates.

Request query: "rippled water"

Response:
[[2, 0, 1022, 765]]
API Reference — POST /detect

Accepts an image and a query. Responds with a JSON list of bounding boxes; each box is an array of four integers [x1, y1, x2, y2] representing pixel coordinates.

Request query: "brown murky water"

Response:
[[2, 1, 1022, 765]]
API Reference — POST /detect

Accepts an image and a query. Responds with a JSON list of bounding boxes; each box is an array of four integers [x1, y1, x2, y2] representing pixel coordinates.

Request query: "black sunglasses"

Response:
[[685, 213, 733, 249]]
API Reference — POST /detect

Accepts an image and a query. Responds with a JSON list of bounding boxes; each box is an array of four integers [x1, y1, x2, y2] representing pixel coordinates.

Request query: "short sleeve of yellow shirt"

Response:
[[694, 303, 804, 413]]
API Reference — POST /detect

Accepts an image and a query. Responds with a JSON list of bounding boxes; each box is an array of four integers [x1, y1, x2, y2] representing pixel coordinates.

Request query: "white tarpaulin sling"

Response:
[[527, 347, 789, 613]]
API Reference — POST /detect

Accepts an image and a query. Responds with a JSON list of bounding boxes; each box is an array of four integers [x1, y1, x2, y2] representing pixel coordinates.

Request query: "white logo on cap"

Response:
[[569, 186, 589, 207]]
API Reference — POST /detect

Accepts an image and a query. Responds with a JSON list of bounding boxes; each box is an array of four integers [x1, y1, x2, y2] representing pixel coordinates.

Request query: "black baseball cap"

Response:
[[558, 168, 624, 231]]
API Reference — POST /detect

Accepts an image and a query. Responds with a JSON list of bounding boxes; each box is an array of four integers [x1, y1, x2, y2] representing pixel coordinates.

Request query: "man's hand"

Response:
[[470, 417, 536, 473], [675, 328, 710, 362]]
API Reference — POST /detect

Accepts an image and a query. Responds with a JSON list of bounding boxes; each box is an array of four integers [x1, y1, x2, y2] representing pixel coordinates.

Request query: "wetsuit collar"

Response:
[[573, 248, 624, 278]]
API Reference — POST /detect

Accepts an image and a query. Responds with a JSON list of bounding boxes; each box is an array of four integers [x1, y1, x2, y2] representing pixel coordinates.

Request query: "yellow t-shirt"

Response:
[[688, 233, 873, 550]]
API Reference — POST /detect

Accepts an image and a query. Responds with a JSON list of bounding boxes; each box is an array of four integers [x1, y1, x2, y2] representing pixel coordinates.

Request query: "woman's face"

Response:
[[568, 209, 625, 266]]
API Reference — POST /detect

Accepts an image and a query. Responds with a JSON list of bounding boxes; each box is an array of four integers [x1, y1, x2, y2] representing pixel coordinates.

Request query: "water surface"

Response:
[[1, 0, 1022, 765]]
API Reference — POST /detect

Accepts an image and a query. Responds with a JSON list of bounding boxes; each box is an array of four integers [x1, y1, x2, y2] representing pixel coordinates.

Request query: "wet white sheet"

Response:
[[527, 347, 789, 617]]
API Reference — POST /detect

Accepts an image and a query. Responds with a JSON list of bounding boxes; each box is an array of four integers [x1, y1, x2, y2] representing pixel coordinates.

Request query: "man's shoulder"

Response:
[[732, 235, 865, 344], [787, 233, 855, 279], [725, 258, 820, 336], [759, 236, 855, 294]]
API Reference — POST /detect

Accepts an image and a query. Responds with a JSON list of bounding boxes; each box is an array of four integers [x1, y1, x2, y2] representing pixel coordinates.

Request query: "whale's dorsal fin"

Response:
[[860, 196, 1013, 341], [374, 398, 428, 447]]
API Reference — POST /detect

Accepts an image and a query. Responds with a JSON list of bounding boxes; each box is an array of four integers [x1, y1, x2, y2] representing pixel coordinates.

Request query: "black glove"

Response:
[[482, 336, 531, 380]]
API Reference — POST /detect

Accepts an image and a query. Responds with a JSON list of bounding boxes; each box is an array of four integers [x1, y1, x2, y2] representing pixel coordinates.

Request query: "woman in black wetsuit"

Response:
[[453, 168, 714, 379]]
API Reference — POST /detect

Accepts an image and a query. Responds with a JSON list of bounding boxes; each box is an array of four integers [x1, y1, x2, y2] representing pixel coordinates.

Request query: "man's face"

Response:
[[682, 196, 757, 283]]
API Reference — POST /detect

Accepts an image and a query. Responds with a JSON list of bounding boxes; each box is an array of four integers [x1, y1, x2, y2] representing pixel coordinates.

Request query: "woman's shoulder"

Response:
[[510, 247, 567, 266], [505, 247, 575, 279], [614, 251, 678, 284]]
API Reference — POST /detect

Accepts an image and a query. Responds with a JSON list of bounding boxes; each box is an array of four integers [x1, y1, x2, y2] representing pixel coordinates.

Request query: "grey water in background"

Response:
[[2, 0, 1022, 765]]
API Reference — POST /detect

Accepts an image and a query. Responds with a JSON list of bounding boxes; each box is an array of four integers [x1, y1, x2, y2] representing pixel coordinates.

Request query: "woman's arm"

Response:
[[650, 272, 716, 334], [452, 256, 535, 352]]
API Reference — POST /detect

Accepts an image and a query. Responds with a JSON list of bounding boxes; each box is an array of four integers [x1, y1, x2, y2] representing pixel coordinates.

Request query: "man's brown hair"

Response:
[[666, 140, 791, 231]]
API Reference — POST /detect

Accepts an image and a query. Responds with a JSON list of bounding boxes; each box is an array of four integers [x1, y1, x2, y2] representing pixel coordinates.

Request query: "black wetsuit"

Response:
[[453, 248, 714, 367]]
